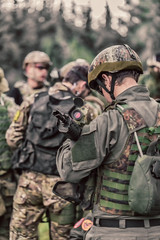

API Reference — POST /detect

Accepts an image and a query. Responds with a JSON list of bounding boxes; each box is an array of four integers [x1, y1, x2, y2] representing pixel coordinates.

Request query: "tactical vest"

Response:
[[0, 104, 12, 174], [96, 104, 160, 216], [16, 90, 76, 175]]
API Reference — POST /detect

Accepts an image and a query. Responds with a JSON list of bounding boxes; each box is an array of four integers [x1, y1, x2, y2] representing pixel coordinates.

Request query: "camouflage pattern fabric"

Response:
[[22, 51, 52, 69], [1, 93, 19, 120], [0, 67, 9, 93], [5, 94, 34, 150], [88, 44, 143, 86], [97, 105, 160, 216], [10, 171, 75, 240], [14, 80, 49, 103]]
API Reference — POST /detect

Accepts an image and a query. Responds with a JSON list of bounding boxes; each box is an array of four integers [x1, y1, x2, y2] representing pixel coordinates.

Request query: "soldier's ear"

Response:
[[102, 74, 112, 88]]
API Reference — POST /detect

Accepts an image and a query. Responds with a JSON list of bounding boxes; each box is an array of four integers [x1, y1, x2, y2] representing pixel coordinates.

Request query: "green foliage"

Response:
[[117, 0, 160, 67], [67, 38, 95, 64]]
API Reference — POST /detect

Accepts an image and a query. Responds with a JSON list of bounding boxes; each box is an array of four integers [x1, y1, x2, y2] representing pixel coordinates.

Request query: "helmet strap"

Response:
[[110, 74, 116, 100], [96, 75, 116, 100]]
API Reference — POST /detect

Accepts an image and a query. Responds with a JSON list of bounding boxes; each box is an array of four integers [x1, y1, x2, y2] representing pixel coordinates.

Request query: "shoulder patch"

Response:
[[73, 218, 85, 229], [81, 219, 93, 231], [13, 110, 20, 122]]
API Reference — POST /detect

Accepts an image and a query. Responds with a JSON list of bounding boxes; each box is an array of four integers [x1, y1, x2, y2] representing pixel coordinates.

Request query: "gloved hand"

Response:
[[53, 110, 82, 141]]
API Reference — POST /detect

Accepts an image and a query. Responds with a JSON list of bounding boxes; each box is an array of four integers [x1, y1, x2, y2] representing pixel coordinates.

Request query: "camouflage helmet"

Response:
[[22, 51, 52, 69], [146, 52, 160, 68], [0, 67, 9, 93], [88, 44, 143, 89]]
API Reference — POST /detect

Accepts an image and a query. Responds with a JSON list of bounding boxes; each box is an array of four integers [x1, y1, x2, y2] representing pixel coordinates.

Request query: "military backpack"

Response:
[[118, 104, 160, 215]]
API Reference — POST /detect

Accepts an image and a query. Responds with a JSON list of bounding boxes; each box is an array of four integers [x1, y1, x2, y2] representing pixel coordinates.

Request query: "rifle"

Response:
[[53, 97, 88, 141]]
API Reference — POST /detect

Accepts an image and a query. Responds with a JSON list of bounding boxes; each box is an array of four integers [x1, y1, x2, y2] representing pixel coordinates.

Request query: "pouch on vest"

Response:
[[12, 139, 34, 170], [53, 181, 83, 204], [128, 132, 160, 215]]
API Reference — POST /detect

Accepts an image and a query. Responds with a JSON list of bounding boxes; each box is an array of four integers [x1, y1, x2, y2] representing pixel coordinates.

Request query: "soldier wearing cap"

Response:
[[0, 67, 18, 240], [139, 52, 160, 99], [7, 51, 52, 105], [56, 44, 160, 239]]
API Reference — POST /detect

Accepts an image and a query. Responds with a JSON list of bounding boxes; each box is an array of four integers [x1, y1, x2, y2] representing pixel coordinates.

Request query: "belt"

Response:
[[94, 218, 160, 228]]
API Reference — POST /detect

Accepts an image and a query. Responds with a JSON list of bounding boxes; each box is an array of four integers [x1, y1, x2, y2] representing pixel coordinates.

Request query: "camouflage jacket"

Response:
[[7, 80, 50, 105], [1, 93, 19, 120], [5, 94, 34, 150]]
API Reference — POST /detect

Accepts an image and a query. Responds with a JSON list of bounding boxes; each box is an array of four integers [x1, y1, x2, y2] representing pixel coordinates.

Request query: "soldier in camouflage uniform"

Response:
[[0, 67, 18, 240], [7, 51, 52, 105], [139, 52, 160, 99], [6, 63, 103, 240], [56, 44, 160, 239]]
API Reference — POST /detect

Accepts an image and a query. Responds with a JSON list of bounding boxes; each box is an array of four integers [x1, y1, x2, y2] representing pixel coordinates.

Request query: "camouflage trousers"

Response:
[[0, 171, 17, 240], [9, 171, 76, 240]]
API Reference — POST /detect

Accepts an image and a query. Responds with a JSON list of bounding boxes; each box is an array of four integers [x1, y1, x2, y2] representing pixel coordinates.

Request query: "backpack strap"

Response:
[[134, 131, 143, 157]]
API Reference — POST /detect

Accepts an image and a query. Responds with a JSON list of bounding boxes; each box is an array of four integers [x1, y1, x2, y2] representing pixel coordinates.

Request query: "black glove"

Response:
[[53, 110, 82, 140]]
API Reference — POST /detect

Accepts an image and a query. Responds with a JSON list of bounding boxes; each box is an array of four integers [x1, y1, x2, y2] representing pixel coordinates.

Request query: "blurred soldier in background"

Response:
[[0, 67, 18, 240], [7, 51, 52, 105], [139, 52, 160, 99], [50, 59, 108, 109], [50, 58, 90, 85], [63, 64, 105, 122], [60, 59, 90, 80], [6, 63, 102, 240]]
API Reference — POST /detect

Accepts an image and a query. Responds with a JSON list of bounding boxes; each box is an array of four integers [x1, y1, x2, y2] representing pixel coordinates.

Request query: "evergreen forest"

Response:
[[0, 0, 160, 85]]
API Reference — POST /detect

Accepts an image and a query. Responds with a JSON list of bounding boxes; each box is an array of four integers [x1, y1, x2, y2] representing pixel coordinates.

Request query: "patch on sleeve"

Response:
[[13, 110, 20, 122], [73, 218, 85, 229], [82, 219, 93, 231], [72, 132, 97, 162]]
